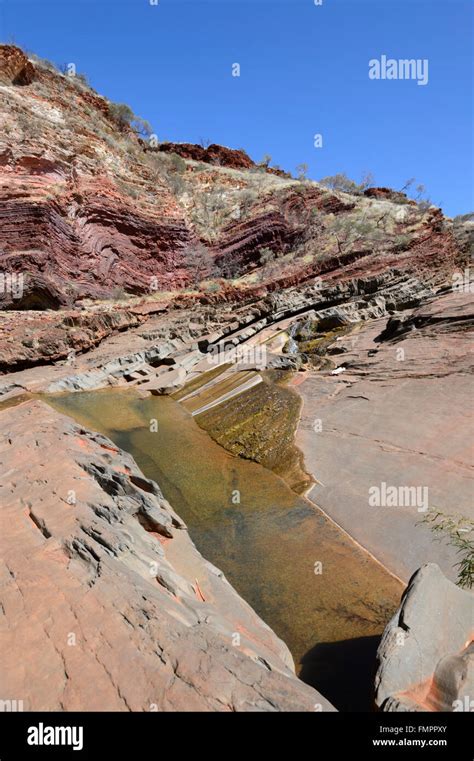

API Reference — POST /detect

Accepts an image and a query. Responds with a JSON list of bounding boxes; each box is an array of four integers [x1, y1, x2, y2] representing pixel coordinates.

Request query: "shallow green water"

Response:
[[44, 388, 402, 710]]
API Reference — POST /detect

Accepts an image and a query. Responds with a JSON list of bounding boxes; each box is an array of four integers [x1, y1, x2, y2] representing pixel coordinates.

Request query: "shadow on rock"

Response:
[[299, 635, 381, 712]]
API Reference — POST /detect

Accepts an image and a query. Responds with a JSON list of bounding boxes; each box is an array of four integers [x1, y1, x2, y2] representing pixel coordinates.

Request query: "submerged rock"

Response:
[[375, 564, 473, 712], [195, 371, 311, 493]]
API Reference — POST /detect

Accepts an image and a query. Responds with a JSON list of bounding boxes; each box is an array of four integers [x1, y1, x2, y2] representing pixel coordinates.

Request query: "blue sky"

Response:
[[1, 0, 472, 216]]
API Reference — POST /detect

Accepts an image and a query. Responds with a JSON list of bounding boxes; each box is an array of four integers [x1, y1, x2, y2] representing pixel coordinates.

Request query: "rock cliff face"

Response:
[[0, 46, 193, 306], [0, 400, 334, 711], [0, 44, 35, 86], [0, 44, 470, 309]]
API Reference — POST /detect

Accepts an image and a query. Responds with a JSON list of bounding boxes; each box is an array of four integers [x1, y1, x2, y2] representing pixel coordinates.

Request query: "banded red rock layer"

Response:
[[0, 44, 470, 311]]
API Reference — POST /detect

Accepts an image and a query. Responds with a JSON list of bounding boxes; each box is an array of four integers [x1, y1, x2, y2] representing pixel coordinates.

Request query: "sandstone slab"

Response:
[[375, 564, 473, 711], [0, 400, 334, 711], [296, 290, 473, 583]]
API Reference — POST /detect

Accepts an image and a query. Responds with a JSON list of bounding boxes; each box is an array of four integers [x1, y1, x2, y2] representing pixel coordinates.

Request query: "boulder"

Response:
[[375, 564, 473, 711]]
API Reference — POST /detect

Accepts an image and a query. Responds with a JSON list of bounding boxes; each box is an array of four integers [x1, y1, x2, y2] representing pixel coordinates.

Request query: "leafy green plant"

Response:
[[420, 510, 473, 589]]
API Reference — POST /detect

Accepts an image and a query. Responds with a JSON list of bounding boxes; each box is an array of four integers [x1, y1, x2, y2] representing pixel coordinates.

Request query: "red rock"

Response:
[[157, 142, 254, 169], [0, 45, 35, 86], [0, 44, 467, 307], [0, 400, 335, 712], [363, 186, 414, 204]]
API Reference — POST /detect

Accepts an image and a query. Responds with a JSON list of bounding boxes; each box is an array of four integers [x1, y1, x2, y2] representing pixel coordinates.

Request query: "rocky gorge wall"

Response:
[[0, 42, 472, 716], [0, 45, 471, 311]]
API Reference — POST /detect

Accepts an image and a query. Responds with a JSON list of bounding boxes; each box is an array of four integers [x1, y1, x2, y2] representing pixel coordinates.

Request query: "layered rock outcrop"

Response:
[[0, 400, 334, 711], [0, 45, 469, 307], [375, 564, 473, 712], [0, 45, 35, 86], [0, 46, 194, 306], [156, 142, 254, 169]]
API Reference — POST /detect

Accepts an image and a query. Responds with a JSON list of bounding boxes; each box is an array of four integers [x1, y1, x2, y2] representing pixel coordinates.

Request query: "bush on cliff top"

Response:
[[108, 101, 152, 138], [319, 171, 374, 195]]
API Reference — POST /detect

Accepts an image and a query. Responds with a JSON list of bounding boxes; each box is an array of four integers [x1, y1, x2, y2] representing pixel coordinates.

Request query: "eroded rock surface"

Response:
[[296, 289, 473, 583], [375, 564, 473, 712], [0, 45, 35, 86], [156, 142, 255, 170], [0, 400, 334, 711]]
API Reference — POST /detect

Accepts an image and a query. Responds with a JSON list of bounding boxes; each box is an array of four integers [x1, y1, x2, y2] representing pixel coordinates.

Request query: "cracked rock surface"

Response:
[[296, 289, 473, 582], [0, 400, 334, 711]]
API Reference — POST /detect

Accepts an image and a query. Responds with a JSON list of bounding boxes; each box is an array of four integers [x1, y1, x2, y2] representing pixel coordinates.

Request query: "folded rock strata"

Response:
[[0, 45, 469, 308]]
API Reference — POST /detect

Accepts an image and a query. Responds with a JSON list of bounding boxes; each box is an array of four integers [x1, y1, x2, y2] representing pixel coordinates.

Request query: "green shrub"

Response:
[[420, 510, 473, 589], [108, 102, 135, 128], [169, 152, 186, 174], [116, 179, 139, 198], [259, 247, 275, 265], [28, 53, 58, 73], [320, 173, 361, 194], [393, 233, 411, 250], [108, 102, 152, 137], [111, 286, 127, 301], [259, 153, 272, 168], [75, 72, 89, 87]]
